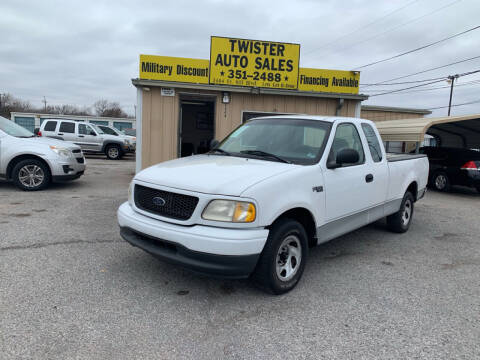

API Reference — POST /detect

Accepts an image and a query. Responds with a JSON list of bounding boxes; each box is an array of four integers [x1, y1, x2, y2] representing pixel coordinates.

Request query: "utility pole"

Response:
[[447, 74, 459, 116], [42, 96, 47, 112]]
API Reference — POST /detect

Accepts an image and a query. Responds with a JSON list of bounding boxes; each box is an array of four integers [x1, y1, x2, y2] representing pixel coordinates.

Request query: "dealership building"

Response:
[[132, 37, 437, 172]]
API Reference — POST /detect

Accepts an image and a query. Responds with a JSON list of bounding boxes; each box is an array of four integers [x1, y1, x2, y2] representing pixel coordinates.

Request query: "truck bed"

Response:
[[387, 153, 427, 162]]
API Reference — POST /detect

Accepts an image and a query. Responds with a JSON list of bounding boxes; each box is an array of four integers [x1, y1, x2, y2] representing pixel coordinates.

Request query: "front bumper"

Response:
[[117, 202, 268, 278], [47, 155, 86, 180]]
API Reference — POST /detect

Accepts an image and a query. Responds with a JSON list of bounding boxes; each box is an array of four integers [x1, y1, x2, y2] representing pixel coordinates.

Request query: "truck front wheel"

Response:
[[253, 219, 308, 295], [387, 191, 414, 233]]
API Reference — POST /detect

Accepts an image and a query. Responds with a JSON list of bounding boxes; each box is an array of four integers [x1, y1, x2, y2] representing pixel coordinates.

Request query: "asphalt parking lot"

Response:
[[1, 157, 479, 360]]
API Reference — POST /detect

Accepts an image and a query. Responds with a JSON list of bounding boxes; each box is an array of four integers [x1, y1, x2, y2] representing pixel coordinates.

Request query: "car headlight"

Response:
[[50, 145, 72, 157], [125, 139, 131, 145], [128, 182, 134, 205], [202, 200, 256, 223]]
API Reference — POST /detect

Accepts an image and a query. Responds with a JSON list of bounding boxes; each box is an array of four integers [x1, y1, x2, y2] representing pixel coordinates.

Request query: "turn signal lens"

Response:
[[202, 200, 256, 223], [233, 202, 256, 223]]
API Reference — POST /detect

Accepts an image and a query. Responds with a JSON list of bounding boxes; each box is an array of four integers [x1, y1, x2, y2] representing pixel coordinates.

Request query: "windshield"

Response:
[[100, 126, 118, 136], [0, 116, 35, 137], [217, 118, 331, 165], [123, 129, 136, 136], [91, 124, 104, 134]]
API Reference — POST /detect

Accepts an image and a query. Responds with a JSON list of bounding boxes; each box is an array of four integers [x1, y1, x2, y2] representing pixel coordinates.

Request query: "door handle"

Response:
[[365, 174, 374, 183], [58, 133, 64, 135], [78, 135, 84, 137]]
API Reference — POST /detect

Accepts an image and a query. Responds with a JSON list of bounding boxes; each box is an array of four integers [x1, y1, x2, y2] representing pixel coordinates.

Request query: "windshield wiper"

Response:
[[209, 148, 231, 156], [240, 150, 291, 164]]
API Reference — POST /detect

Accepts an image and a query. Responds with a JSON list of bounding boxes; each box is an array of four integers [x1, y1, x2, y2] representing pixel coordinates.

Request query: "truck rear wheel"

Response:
[[387, 191, 414, 233], [252, 219, 308, 295]]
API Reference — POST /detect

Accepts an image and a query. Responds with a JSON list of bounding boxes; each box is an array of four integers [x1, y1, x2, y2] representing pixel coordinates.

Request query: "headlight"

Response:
[[128, 182, 134, 205], [202, 200, 256, 223], [125, 139, 131, 145], [50, 145, 71, 157]]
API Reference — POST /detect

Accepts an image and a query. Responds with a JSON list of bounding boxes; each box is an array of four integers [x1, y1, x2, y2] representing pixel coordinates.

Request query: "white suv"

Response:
[[38, 119, 129, 160], [0, 116, 85, 191]]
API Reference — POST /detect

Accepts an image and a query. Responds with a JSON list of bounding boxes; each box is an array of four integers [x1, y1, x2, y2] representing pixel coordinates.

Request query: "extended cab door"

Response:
[[320, 122, 374, 240], [359, 122, 389, 221]]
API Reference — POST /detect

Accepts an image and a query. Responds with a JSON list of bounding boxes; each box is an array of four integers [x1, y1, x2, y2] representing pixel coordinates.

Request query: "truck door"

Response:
[[322, 122, 372, 230], [360, 123, 389, 221]]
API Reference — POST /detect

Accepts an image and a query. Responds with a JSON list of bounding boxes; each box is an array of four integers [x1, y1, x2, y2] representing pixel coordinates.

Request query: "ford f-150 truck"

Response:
[[118, 116, 429, 294]]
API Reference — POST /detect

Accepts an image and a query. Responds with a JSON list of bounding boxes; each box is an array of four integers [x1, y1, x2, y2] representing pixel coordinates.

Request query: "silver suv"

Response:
[[0, 116, 85, 191], [97, 125, 136, 152], [38, 119, 129, 160]]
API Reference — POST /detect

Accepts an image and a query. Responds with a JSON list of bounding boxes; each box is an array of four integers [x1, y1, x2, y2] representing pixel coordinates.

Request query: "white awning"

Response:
[[376, 114, 480, 148]]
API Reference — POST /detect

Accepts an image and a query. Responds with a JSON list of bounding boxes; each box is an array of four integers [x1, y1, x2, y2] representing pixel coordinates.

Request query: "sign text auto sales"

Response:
[[209, 37, 300, 89]]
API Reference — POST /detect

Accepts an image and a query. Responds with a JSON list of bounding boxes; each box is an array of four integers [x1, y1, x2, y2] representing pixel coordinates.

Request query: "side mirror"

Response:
[[327, 148, 359, 169], [209, 139, 220, 149], [89, 131, 97, 136]]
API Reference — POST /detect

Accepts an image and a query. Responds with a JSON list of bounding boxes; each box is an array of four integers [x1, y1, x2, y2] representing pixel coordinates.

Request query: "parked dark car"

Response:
[[419, 146, 480, 192]]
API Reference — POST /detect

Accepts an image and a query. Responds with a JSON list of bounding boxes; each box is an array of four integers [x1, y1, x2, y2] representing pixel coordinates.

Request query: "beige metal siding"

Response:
[[142, 87, 359, 168], [361, 110, 424, 122]]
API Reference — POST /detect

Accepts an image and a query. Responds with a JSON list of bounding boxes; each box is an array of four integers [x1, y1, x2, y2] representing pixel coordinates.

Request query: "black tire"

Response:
[[252, 219, 308, 295], [432, 171, 450, 192], [105, 144, 123, 160], [12, 159, 51, 191], [387, 191, 414, 233]]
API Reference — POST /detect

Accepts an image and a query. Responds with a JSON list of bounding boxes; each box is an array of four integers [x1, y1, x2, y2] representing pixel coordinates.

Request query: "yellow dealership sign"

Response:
[[139, 55, 209, 84], [209, 36, 300, 89], [298, 68, 360, 94]]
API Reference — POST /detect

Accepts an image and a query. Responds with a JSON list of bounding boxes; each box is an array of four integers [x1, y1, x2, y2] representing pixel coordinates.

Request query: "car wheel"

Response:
[[387, 191, 414, 233], [105, 144, 122, 160], [252, 218, 308, 295], [432, 172, 450, 192], [12, 159, 51, 191]]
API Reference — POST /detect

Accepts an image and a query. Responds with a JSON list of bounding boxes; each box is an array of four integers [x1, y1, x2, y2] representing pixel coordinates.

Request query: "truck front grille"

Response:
[[134, 184, 199, 220]]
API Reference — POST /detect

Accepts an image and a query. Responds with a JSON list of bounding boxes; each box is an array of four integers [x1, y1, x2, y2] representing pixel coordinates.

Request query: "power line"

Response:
[[361, 54, 480, 87], [304, 0, 419, 56], [361, 76, 448, 86], [426, 98, 480, 110], [332, 0, 462, 56], [353, 25, 480, 70], [368, 79, 447, 97], [362, 79, 480, 93], [368, 69, 480, 96]]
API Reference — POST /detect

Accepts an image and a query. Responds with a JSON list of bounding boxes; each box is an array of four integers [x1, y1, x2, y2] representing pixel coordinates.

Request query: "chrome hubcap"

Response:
[[435, 175, 447, 189], [276, 235, 302, 282], [108, 147, 119, 158], [402, 199, 412, 226], [18, 165, 44, 188]]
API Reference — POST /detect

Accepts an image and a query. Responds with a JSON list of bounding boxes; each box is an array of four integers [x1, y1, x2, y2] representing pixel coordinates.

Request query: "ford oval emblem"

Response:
[[152, 197, 166, 206]]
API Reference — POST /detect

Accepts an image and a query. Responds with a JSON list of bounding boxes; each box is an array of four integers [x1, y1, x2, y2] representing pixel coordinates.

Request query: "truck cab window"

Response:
[[361, 123, 382, 162]]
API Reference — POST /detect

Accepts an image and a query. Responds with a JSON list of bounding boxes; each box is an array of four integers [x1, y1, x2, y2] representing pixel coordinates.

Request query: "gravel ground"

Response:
[[1, 157, 479, 359]]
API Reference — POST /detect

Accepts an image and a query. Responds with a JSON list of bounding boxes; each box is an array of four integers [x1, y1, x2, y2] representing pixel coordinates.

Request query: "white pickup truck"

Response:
[[118, 116, 428, 294]]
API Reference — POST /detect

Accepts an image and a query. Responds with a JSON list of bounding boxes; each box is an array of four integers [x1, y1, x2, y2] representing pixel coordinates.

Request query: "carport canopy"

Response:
[[375, 114, 480, 149]]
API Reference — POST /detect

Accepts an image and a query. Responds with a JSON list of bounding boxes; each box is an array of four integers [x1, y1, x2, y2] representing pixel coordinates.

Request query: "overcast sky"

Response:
[[1, 0, 479, 117]]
